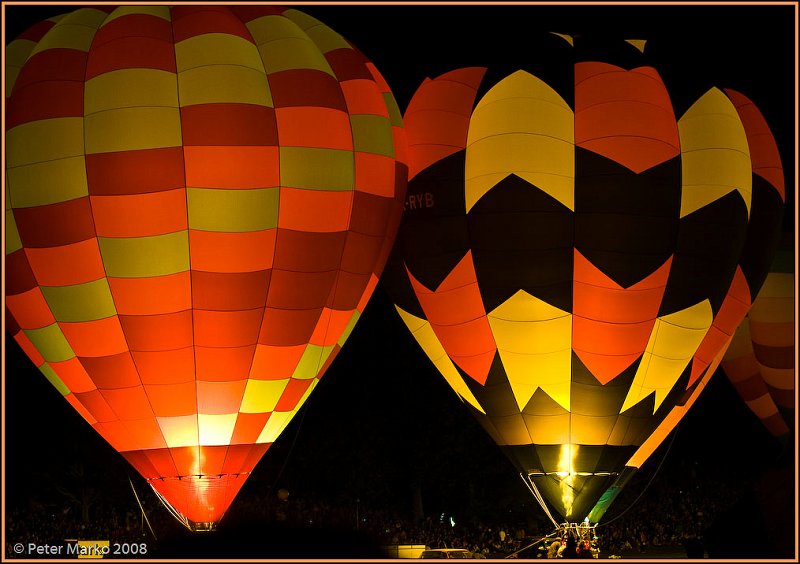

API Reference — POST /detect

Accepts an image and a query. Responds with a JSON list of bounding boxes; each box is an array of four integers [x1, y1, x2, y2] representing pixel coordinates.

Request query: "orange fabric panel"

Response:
[[197, 380, 247, 415], [404, 67, 486, 179], [25, 239, 105, 287], [277, 188, 353, 232], [354, 152, 396, 197], [183, 146, 280, 189], [195, 345, 256, 382], [95, 420, 133, 452], [275, 106, 353, 150], [407, 252, 495, 384], [145, 381, 197, 417], [265, 270, 338, 310], [340, 79, 389, 116], [309, 308, 356, 347], [575, 62, 679, 173], [101, 386, 155, 420], [275, 378, 313, 412], [193, 308, 264, 348], [689, 326, 731, 386], [5, 287, 55, 329], [50, 357, 96, 393], [188, 229, 276, 273], [13, 331, 45, 366], [119, 450, 160, 479], [221, 443, 269, 474], [80, 352, 141, 389], [132, 348, 196, 385], [199, 445, 229, 475], [120, 311, 194, 351], [191, 270, 269, 311], [74, 389, 119, 423], [230, 413, 270, 445], [356, 273, 380, 312], [90, 189, 188, 238], [65, 393, 97, 425], [108, 272, 192, 315], [60, 317, 128, 357], [250, 344, 306, 380], [724, 88, 785, 201], [170, 446, 202, 476], [750, 321, 794, 347], [140, 448, 179, 479], [573, 317, 656, 384]]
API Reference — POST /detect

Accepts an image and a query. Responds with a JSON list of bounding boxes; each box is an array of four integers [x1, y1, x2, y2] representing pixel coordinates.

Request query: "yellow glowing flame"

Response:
[[557, 443, 578, 518]]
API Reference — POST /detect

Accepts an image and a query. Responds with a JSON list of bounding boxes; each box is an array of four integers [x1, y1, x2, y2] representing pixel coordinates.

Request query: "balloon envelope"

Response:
[[5, 4, 406, 529], [383, 36, 784, 522]]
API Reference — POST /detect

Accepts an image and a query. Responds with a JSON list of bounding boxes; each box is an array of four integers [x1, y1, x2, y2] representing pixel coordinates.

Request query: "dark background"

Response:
[[3, 1, 797, 559]]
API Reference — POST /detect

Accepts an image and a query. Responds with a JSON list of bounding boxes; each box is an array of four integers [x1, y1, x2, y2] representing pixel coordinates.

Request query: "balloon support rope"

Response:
[[150, 482, 193, 532], [520, 472, 560, 529], [128, 476, 158, 540]]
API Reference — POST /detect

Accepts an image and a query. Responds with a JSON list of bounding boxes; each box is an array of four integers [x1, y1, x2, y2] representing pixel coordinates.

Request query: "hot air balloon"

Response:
[[382, 34, 784, 527], [5, 4, 407, 531], [721, 239, 794, 438]]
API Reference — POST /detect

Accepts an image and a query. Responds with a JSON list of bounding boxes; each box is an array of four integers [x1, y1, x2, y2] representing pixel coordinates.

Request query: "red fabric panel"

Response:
[[4, 287, 54, 329], [229, 413, 270, 445], [181, 104, 278, 146], [100, 386, 155, 420], [120, 311, 194, 351], [274, 379, 313, 411], [86, 147, 186, 196], [258, 308, 320, 347], [133, 348, 196, 385], [191, 270, 270, 311], [272, 229, 347, 272], [80, 352, 140, 389], [85, 14, 176, 79], [193, 308, 264, 348], [171, 5, 253, 42], [195, 346, 256, 382], [268, 69, 347, 111], [14, 197, 96, 248], [266, 270, 338, 310]]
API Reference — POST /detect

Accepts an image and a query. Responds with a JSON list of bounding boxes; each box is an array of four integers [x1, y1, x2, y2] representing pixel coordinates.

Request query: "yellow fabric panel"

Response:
[[24, 324, 75, 363], [745, 393, 779, 418], [466, 70, 574, 212], [383, 93, 404, 128], [187, 188, 279, 232], [351, 115, 395, 158], [396, 306, 485, 414], [6, 211, 22, 254], [280, 147, 354, 191], [5, 38, 37, 96], [749, 296, 795, 324], [625, 39, 647, 53], [40, 279, 116, 322], [29, 8, 107, 56], [724, 319, 752, 359], [39, 363, 71, 396], [292, 344, 335, 380], [760, 366, 794, 391], [7, 156, 88, 208], [176, 32, 266, 71], [84, 107, 182, 154], [622, 300, 713, 413], [178, 65, 272, 107], [101, 5, 170, 26], [678, 87, 751, 217], [256, 409, 292, 444], [85, 69, 178, 114], [6, 118, 84, 167], [259, 38, 334, 76], [488, 290, 572, 411], [752, 272, 794, 300], [240, 379, 289, 413], [198, 413, 238, 446], [157, 415, 199, 449], [336, 311, 360, 347], [527, 414, 572, 444], [283, 9, 351, 53], [569, 414, 617, 445], [98, 231, 189, 278], [627, 340, 723, 467]]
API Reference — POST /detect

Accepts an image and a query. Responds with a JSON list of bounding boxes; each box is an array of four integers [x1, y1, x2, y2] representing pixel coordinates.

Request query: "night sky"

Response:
[[3, 1, 797, 557]]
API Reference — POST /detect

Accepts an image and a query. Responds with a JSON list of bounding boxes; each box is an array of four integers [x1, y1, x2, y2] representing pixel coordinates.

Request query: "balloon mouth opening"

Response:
[[190, 521, 217, 533]]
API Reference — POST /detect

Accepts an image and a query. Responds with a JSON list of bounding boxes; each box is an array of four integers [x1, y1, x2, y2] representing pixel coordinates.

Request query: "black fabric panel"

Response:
[[658, 190, 749, 316], [737, 178, 786, 301], [574, 149, 680, 288], [571, 353, 642, 417], [468, 173, 574, 313]]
